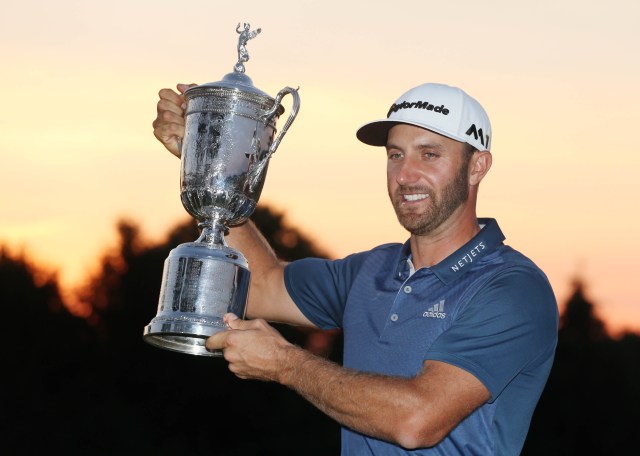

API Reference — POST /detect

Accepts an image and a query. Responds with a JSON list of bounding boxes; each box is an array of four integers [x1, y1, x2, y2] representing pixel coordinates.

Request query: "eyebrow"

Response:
[[386, 141, 444, 151]]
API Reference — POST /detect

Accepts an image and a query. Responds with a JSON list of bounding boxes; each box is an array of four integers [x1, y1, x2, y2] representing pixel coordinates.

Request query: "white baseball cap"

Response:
[[356, 83, 492, 151]]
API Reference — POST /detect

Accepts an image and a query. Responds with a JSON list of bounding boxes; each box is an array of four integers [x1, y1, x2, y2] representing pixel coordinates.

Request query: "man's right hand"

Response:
[[152, 83, 196, 158]]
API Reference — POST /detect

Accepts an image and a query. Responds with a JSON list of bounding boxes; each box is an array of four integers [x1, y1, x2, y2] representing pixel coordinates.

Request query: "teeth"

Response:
[[404, 193, 429, 201]]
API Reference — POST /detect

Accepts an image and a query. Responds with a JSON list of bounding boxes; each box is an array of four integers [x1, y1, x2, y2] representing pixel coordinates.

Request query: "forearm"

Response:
[[208, 316, 487, 448], [226, 221, 283, 284], [226, 222, 313, 326], [278, 346, 438, 448]]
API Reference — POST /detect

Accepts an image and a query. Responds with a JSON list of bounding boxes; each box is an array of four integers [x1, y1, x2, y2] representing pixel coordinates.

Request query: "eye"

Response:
[[423, 152, 438, 160], [387, 150, 403, 160]]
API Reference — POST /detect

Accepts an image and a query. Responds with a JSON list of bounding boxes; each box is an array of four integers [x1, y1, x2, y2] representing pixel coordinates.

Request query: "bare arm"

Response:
[[225, 222, 315, 327], [207, 314, 491, 449]]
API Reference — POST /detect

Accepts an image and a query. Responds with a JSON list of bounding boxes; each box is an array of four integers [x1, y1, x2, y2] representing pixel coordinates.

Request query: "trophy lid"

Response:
[[195, 71, 270, 98], [186, 23, 271, 99]]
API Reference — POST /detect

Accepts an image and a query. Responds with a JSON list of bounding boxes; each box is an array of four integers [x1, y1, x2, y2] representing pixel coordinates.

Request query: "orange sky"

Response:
[[1, 0, 639, 334]]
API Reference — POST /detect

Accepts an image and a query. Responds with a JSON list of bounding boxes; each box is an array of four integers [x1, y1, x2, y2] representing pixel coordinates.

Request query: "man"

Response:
[[153, 82, 559, 455]]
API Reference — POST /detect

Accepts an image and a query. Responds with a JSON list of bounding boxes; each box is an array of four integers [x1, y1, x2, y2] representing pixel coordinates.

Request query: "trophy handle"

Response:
[[263, 86, 300, 156], [247, 87, 300, 191]]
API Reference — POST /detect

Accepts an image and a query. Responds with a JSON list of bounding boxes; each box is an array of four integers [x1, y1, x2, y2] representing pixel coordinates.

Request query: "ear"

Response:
[[469, 151, 492, 186]]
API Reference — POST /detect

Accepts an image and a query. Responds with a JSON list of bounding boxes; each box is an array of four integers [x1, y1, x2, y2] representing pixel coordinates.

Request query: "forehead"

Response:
[[386, 123, 464, 151]]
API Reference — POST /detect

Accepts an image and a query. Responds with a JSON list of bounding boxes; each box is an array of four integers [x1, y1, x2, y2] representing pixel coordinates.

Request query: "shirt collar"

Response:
[[394, 218, 506, 284]]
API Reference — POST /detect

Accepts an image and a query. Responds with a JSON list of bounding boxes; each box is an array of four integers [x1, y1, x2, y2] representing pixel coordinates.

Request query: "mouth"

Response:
[[403, 193, 429, 202]]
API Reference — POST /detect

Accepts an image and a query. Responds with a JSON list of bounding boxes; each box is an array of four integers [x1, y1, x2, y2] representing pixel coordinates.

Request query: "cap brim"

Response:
[[356, 120, 401, 146], [356, 119, 470, 148]]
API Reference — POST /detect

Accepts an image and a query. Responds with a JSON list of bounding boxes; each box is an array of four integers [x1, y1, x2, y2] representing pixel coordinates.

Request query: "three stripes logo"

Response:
[[423, 300, 446, 319]]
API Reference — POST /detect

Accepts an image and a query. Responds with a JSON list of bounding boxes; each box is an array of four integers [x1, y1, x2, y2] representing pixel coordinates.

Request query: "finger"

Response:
[[152, 109, 184, 131], [205, 330, 229, 352], [156, 98, 185, 119], [152, 120, 183, 143], [153, 94, 186, 152], [158, 87, 185, 107], [153, 83, 196, 158], [153, 122, 183, 158]]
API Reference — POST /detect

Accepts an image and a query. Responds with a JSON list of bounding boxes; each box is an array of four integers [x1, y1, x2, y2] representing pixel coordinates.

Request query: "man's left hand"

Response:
[[206, 313, 296, 382]]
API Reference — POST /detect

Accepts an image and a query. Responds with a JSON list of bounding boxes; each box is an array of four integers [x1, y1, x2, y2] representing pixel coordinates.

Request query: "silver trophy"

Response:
[[143, 23, 300, 356]]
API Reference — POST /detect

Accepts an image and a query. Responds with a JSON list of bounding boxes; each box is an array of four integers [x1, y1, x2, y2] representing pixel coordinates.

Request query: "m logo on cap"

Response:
[[465, 124, 490, 149]]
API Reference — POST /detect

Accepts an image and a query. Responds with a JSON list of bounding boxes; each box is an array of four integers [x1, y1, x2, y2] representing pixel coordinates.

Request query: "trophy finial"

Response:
[[234, 22, 262, 74]]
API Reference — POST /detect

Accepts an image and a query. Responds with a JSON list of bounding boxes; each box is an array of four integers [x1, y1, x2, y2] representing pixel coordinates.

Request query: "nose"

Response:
[[395, 156, 420, 186]]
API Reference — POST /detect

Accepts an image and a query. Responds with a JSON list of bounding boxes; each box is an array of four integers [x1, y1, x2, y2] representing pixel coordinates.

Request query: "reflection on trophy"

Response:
[[143, 23, 300, 356]]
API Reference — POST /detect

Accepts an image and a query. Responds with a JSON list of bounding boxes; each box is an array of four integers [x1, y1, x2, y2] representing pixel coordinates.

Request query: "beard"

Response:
[[389, 160, 470, 236]]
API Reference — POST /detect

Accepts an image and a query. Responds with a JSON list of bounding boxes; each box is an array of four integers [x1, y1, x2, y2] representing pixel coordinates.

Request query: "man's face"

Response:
[[386, 124, 471, 236]]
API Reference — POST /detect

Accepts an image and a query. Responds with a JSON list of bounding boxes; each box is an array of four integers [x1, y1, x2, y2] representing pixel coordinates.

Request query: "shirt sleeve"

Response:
[[424, 267, 559, 401], [284, 251, 371, 329]]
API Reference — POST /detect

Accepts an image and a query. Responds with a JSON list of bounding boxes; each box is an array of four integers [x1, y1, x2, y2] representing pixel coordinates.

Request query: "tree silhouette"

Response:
[[559, 280, 608, 345], [522, 280, 639, 455], [69, 205, 341, 454], [4, 214, 640, 454], [0, 247, 100, 454]]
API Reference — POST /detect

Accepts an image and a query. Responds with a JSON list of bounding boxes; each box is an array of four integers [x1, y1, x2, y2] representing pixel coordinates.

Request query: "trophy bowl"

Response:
[[143, 24, 300, 356]]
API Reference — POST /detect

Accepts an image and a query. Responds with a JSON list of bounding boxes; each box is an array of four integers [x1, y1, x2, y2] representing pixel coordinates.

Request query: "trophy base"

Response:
[[143, 242, 250, 357], [143, 315, 228, 357]]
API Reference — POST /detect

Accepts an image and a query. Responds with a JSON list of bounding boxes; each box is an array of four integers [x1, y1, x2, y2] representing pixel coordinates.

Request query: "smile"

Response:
[[403, 193, 429, 202]]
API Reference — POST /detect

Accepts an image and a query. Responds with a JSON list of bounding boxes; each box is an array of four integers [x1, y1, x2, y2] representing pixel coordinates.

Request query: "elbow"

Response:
[[392, 412, 451, 450], [394, 430, 448, 451]]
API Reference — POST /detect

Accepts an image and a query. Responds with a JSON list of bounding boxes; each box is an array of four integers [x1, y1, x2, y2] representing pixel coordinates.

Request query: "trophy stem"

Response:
[[196, 217, 228, 246]]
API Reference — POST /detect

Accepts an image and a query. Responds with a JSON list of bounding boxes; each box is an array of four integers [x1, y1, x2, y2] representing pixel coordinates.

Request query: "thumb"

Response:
[[177, 83, 197, 94], [205, 314, 241, 352], [224, 313, 243, 329]]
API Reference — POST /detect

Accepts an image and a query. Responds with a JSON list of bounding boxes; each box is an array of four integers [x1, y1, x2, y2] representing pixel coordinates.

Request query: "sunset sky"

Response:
[[1, 0, 639, 334]]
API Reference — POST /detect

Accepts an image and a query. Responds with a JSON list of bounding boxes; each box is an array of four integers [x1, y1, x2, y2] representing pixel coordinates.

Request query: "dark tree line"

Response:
[[522, 282, 640, 455], [0, 208, 638, 455]]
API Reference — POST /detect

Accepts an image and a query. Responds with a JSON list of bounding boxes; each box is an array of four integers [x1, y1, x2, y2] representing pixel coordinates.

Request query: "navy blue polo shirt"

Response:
[[284, 218, 558, 455]]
